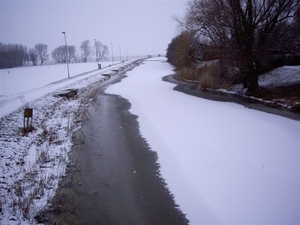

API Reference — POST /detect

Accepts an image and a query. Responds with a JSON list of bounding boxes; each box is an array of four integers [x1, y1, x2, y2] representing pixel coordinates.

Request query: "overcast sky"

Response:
[[0, 0, 189, 59]]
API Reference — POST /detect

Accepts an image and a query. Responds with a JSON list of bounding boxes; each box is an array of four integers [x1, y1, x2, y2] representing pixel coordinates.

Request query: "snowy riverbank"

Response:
[[0, 59, 142, 224], [106, 57, 300, 224], [1, 57, 299, 224]]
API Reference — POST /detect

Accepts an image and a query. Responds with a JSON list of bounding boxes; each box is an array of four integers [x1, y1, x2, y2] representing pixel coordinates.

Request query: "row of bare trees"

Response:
[[0, 43, 49, 69], [168, 0, 300, 92], [52, 45, 76, 63], [52, 40, 108, 64], [0, 40, 109, 69]]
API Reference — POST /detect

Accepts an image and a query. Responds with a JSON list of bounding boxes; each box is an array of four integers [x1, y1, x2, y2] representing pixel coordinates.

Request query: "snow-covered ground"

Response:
[[0, 59, 142, 224], [106, 58, 300, 224], [0, 57, 299, 224], [1, 62, 104, 96], [259, 65, 300, 87], [0, 60, 125, 118]]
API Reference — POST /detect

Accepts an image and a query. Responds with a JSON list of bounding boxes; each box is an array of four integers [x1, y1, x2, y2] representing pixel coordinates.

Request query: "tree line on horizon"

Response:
[[167, 0, 300, 93], [0, 40, 109, 69]]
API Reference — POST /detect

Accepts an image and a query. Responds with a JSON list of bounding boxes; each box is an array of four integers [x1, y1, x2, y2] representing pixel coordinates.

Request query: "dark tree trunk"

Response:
[[243, 44, 260, 93], [247, 72, 259, 93]]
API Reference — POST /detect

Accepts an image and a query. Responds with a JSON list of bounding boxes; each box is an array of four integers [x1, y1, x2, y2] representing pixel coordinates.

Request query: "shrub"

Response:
[[177, 67, 200, 80], [177, 62, 232, 90]]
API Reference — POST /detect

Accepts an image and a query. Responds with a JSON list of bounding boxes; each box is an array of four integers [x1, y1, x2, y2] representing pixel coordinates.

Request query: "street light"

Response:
[[94, 39, 100, 63], [62, 32, 70, 78], [111, 43, 114, 65], [119, 45, 122, 62], [94, 39, 101, 69], [94, 39, 97, 62]]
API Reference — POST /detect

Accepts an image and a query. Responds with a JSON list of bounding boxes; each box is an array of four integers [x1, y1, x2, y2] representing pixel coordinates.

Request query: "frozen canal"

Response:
[[106, 57, 300, 225], [44, 68, 188, 224]]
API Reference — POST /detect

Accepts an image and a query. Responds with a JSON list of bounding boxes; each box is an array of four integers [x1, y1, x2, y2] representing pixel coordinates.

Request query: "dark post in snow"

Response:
[[62, 32, 70, 78], [23, 108, 33, 133], [94, 39, 97, 63]]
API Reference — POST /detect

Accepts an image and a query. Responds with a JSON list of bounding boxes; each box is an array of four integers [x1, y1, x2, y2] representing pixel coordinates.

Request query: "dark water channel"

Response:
[[163, 75, 300, 121], [43, 75, 188, 224]]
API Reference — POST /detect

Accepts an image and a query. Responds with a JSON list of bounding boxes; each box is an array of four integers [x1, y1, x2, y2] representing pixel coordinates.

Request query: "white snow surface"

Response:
[[0, 61, 124, 118], [0, 57, 299, 224], [259, 65, 300, 87], [106, 58, 300, 225]]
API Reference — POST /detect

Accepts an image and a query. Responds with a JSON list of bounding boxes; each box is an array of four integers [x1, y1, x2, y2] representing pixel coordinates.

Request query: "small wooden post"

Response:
[[24, 108, 33, 133]]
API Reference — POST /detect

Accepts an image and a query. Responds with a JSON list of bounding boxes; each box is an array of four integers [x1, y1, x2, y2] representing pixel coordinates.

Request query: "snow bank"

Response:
[[0, 61, 117, 95], [0, 60, 129, 118], [259, 65, 300, 87], [106, 57, 300, 225]]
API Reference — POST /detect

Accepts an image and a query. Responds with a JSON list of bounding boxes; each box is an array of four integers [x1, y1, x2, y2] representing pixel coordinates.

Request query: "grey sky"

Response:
[[0, 0, 188, 58]]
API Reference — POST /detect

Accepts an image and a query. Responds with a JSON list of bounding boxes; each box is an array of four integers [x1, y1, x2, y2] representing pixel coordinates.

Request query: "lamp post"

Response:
[[111, 43, 114, 65], [62, 32, 70, 78], [94, 39, 97, 62], [119, 45, 122, 62], [126, 47, 128, 61]]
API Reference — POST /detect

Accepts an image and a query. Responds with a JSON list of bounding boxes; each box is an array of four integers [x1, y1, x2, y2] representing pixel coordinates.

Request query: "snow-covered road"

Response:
[[106, 57, 300, 225]]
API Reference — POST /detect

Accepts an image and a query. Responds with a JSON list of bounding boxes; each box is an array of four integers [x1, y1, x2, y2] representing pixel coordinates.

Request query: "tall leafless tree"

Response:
[[67, 45, 76, 63], [34, 43, 49, 65], [29, 48, 38, 66], [94, 41, 109, 62], [0, 43, 28, 68], [52, 45, 76, 63], [80, 40, 92, 62], [52, 46, 65, 63], [181, 0, 300, 92]]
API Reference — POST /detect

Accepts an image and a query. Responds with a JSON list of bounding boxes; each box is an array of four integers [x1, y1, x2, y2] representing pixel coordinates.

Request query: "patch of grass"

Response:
[[7, 176, 45, 222], [178, 63, 231, 90], [177, 67, 200, 80], [252, 83, 300, 111], [198, 64, 232, 90], [36, 143, 51, 165], [1, 82, 91, 223]]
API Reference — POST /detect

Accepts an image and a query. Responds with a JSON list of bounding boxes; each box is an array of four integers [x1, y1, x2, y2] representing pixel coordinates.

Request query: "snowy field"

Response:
[[106, 58, 300, 224], [0, 60, 126, 118], [1, 61, 106, 96], [0, 57, 299, 224]]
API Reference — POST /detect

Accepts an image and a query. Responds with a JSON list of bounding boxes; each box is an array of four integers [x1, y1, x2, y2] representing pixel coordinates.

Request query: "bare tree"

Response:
[[181, 0, 300, 92], [0, 43, 28, 68], [29, 48, 38, 66], [67, 45, 76, 63], [34, 43, 49, 65], [80, 40, 92, 62], [52, 46, 64, 63], [52, 45, 76, 63], [94, 41, 109, 62]]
